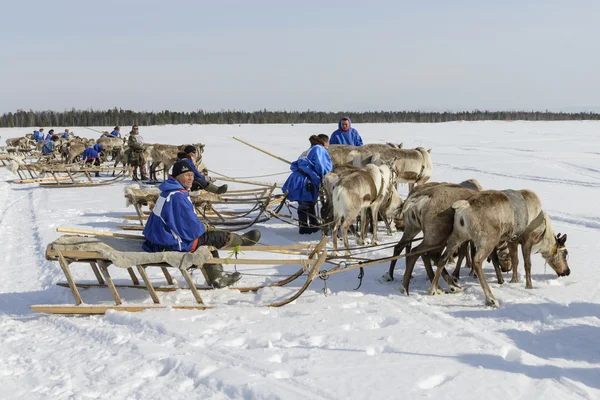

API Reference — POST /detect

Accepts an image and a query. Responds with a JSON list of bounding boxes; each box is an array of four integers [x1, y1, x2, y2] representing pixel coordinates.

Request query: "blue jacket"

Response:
[[143, 177, 206, 252], [109, 130, 121, 138], [282, 145, 332, 203], [82, 147, 100, 160], [330, 117, 363, 146], [61, 132, 69, 139], [41, 141, 55, 155], [32, 131, 43, 142], [178, 157, 206, 181], [45, 133, 54, 141], [93, 144, 104, 153]]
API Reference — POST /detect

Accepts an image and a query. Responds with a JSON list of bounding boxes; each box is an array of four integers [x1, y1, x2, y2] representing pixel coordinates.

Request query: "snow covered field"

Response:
[[1, 121, 599, 399]]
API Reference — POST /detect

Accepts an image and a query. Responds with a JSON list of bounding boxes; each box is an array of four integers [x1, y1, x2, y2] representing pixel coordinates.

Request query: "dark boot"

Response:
[[205, 182, 228, 194], [226, 229, 261, 247], [132, 167, 139, 181], [95, 172, 100, 178], [139, 164, 148, 181], [298, 202, 319, 234], [203, 250, 242, 288]]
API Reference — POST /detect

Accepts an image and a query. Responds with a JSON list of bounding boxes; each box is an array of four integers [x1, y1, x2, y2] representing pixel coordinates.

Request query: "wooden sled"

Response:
[[31, 235, 328, 315], [122, 183, 286, 231], [38, 165, 130, 187]]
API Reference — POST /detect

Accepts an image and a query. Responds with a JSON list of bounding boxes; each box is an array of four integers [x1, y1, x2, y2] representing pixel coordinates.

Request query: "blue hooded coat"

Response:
[[109, 130, 121, 138], [178, 157, 206, 181], [329, 117, 363, 146], [61, 132, 69, 139], [93, 144, 104, 153], [143, 177, 206, 252], [282, 144, 332, 203], [32, 131, 43, 142], [82, 147, 100, 161], [41, 140, 55, 155]]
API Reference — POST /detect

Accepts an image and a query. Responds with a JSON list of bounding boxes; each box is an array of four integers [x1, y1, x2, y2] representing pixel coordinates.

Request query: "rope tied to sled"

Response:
[[225, 245, 244, 266]]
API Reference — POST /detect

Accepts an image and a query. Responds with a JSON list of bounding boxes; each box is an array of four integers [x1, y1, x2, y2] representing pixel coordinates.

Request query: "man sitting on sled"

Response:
[[142, 159, 261, 288]]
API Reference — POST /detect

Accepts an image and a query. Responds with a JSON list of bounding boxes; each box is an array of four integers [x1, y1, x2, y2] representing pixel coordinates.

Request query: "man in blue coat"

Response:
[[32, 129, 44, 143], [142, 160, 261, 288], [61, 129, 70, 139], [45, 129, 55, 141], [282, 135, 333, 234], [82, 144, 103, 177], [177, 145, 228, 194], [41, 135, 59, 156], [329, 117, 363, 146]]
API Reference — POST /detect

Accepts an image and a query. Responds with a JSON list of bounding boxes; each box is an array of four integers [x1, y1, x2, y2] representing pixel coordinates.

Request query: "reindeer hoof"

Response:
[[381, 272, 393, 282], [427, 286, 444, 296], [525, 283, 533, 289], [509, 278, 519, 284], [451, 275, 460, 285], [486, 297, 500, 308], [448, 284, 464, 294], [372, 240, 380, 246]]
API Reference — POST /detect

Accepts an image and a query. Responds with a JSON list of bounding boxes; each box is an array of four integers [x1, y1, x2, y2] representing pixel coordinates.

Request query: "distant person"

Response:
[[45, 129, 55, 141], [128, 125, 147, 181], [82, 144, 103, 177], [41, 135, 59, 156], [282, 135, 332, 234], [61, 129, 70, 139], [108, 126, 121, 138], [329, 116, 363, 146], [32, 128, 44, 143]]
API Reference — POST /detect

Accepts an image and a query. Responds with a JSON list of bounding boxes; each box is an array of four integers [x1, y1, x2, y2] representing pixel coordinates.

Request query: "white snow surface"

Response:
[[1, 121, 599, 399]]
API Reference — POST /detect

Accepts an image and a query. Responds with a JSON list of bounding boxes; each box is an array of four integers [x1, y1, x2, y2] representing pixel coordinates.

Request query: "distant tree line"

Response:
[[1, 108, 599, 128]]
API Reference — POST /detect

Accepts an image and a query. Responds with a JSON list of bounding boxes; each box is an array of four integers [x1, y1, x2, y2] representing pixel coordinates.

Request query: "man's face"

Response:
[[176, 171, 195, 190], [340, 119, 350, 130]]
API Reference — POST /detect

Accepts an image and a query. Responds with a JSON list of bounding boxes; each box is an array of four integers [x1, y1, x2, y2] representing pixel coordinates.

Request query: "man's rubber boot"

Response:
[[227, 229, 261, 247], [205, 182, 228, 194], [204, 250, 242, 288]]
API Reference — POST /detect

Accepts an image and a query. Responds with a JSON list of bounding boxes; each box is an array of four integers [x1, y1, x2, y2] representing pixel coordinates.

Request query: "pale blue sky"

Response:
[[1, 0, 599, 113]]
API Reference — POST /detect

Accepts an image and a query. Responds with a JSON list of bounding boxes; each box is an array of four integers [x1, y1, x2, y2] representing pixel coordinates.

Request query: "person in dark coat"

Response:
[[127, 125, 148, 181], [142, 160, 261, 288], [282, 135, 333, 234]]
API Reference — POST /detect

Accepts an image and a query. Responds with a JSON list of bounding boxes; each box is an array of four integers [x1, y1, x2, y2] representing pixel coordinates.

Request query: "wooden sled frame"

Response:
[[121, 184, 286, 232], [31, 236, 328, 315], [38, 165, 130, 187]]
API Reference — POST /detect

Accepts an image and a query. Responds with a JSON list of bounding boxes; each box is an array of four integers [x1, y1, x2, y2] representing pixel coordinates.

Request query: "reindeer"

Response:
[[385, 180, 512, 295], [149, 143, 205, 181], [431, 189, 570, 307], [327, 144, 432, 191], [97, 136, 127, 161], [331, 161, 396, 254]]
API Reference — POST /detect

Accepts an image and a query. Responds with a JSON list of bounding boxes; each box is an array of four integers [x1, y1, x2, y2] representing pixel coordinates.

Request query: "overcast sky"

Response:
[[1, 0, 599, 113]]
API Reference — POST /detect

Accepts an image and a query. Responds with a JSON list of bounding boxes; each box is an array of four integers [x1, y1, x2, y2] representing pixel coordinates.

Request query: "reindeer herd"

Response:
[[322, 142, 570, 307], [4, 132, 207, 182]]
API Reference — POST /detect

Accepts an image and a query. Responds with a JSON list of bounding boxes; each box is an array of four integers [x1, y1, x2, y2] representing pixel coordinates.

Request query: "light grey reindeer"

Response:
[[431, 189, 570, 307]]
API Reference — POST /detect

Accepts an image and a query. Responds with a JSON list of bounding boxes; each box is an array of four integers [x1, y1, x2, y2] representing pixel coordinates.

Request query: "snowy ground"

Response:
[[1, 121, 599, 399]]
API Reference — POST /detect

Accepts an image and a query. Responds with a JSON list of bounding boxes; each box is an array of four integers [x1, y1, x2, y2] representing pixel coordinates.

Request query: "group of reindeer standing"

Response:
[[320, 142, 571, 307]]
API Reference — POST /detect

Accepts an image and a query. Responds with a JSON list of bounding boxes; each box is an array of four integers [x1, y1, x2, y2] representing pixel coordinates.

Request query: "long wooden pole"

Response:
[[56, 227, 145, 240], [84, 127, 106, 134], [233, 137, 292, 165]]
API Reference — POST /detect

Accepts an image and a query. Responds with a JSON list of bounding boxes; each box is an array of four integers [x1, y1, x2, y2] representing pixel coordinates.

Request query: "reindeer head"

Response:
[[546, 233, 570, 277]]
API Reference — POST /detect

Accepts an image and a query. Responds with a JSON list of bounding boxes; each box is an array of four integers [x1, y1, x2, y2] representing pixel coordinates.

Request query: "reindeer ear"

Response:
[[398, 142, 403, 149], [557, 233, 567, 246], [427, 148, 432, 153]]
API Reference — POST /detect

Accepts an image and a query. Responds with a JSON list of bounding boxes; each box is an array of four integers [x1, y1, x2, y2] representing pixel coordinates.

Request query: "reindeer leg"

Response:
[[357, 209, 367, 245], [473, 245, 499, 307], [341, 218, 353, 256], [521, 242, 534, 289], [403, 242, 427, 295], [429, 235, 462, 296], [508, 242, 520, 283], [489, 249, 505, 285], [451, 243, 467, 281], [385, 239, 407, 282]]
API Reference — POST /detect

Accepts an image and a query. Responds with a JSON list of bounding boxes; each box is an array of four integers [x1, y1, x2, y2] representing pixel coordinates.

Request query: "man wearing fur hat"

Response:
[[142, 159, 261, 288]]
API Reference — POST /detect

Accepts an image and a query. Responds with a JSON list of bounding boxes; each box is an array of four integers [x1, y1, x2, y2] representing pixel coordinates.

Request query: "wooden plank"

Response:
[[136, 266, 160, 304], [30, 304, 212, 314], [98, 263, 123, 305], [117, 225, 144, 231], [89, 262, 105, 284], [180, 269, 204, 304], [161, 267, 174, 285], [57, 253, 83, 305], [127, 267, 140, 285]]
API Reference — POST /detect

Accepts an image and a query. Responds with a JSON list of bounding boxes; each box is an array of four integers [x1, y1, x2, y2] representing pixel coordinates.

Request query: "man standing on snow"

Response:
[[329, 116, 363, 146]]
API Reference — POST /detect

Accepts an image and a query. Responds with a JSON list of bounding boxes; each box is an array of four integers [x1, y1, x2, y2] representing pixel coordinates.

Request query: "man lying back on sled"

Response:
[[142, 160, 261, 288]]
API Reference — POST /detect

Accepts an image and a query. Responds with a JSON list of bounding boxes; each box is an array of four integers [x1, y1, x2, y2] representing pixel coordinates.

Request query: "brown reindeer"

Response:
[[431, 190, 570, 307], [149, 143, 205, 181]]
